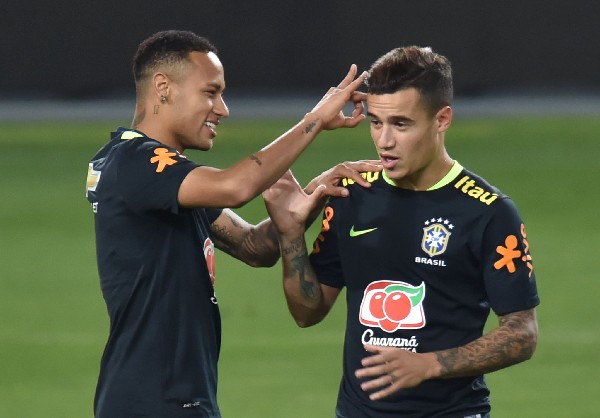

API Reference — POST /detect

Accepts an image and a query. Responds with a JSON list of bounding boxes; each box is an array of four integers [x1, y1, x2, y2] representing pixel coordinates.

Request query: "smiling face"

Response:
[[164, 51, 229, 151], [367, 88, 453, 190]]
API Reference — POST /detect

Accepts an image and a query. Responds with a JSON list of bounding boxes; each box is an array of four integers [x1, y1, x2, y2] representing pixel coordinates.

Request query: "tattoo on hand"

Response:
[[249, 154, 262, 166]]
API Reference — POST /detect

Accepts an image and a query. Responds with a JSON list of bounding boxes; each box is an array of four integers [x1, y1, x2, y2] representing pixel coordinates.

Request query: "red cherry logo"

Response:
[[378, 317, 400, 332], [383, 291, 412, 322], [369, 290, 387, 319]]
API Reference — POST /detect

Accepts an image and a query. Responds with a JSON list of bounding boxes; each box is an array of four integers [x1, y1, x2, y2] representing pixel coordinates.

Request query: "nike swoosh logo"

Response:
[[349, 225, 378, 237]]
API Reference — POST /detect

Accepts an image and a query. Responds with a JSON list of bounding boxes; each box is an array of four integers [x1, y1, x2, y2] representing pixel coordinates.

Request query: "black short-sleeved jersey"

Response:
[[310, 162, 539, 418], [86, 128, 223, 418]]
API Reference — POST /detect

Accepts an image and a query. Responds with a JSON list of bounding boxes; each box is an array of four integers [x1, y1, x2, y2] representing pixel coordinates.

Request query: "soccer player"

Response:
[[85, 30, 380, 418], [263, 46, 540, 417]]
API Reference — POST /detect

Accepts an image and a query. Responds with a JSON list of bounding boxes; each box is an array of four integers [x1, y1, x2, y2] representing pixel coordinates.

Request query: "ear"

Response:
[[436, 106, 453, 132], [152, 72, 170, 101]]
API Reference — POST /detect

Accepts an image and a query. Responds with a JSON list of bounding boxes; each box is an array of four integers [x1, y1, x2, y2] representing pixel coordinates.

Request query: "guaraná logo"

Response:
[[359, 280, 426, 333]]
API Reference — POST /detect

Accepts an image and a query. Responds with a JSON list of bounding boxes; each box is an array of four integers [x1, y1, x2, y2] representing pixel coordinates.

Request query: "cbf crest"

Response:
[[421, 217, 453, 257]]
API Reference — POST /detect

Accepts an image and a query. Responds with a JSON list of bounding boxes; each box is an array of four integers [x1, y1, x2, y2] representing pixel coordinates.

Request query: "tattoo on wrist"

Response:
[[304, 120, 318, 134], [282, 236, 304, 256], [249, 154, 262, 166]]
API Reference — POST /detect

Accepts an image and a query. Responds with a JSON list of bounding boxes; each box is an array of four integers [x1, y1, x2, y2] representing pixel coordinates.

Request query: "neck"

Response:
[[131, 103, 181, 151], [389, 152, 454, 191]]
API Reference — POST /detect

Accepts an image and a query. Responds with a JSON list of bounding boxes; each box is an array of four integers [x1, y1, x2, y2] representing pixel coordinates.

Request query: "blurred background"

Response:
[[3, 0, 600, 116], [1, 1, 599, 417]]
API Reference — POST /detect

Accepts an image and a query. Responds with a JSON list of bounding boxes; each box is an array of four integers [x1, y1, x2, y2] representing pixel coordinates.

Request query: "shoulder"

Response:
[[340, 170, 383, 189], [450, 168, 508, 208]]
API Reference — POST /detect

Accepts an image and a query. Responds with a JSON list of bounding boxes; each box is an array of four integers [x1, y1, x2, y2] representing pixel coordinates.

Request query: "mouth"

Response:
[[204, 120, 218, 137], [379, 154, 399, 169]]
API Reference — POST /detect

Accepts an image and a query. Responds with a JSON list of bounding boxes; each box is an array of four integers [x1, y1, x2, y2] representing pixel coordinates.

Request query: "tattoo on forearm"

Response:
[[282, 237, 319, 300], [210, 222, 235, 254], [304, 120, 318, 134], [249, 154, 262, 166], [292, 254, 318, 299], [211, 215, 279, 265], [435, 310, 537, 378]]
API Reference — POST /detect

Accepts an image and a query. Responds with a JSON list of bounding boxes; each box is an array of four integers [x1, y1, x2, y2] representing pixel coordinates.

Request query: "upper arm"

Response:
[[179, 166, 256, 209]]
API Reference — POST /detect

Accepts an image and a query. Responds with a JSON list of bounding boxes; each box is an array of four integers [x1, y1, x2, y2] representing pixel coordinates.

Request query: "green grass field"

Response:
[[0, 115, 598, 417]]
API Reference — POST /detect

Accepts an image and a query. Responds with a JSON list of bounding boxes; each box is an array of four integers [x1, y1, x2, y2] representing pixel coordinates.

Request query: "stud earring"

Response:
[[160, 95, 167, 103]]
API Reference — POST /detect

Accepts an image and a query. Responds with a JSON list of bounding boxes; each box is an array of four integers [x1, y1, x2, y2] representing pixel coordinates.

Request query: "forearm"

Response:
[[230, 114, 324, 205], [243, 219, 280, 267], [211, 211, 280, 267], [434, 309, 538, 379], [279, 231, 326, 327]]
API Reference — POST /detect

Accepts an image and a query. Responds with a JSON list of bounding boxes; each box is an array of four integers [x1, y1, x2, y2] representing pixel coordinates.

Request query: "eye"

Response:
[[369, 118, 382, 127]]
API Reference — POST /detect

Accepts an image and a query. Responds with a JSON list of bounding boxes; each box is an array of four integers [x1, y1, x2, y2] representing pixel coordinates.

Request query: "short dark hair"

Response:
[[366, 46, 453, 115], [132, 30, 217, 83]]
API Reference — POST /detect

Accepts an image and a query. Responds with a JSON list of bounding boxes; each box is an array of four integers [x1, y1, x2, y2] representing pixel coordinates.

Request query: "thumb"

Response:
[[309, 184, 327, 203]]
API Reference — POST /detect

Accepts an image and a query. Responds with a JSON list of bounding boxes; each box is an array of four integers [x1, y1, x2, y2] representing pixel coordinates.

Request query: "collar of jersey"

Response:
[[382, 161, 464, 191], [119, 129, 144, 140]]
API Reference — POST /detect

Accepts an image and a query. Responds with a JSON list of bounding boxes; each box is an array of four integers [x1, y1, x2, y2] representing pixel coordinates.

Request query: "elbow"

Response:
[[290, 309, 325, 328], [294, 316, 320, 328], [244, 254, 280, 268], [522, 324, 539, 361], [259, 251, 280, 267], [225, 189, 256, 209], [515, 320, 539, 364]]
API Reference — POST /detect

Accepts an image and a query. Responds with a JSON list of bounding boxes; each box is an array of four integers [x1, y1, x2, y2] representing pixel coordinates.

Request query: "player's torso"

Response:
[[87, 133, 222, 414], [333, 171, 501, 351]]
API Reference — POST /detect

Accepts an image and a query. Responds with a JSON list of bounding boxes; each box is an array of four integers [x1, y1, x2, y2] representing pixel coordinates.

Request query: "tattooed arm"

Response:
[[278, 233, 341, 327], [178, 66, 367, 209], [434, 308, 538, 378], [263, 170, 342, 326], [355, 308, 538, 400], [210, 160, 382, 268], [210, 209, 280, 267]]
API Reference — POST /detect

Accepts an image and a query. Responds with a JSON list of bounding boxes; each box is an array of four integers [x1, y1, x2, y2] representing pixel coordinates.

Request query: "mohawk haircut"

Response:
[[133, 30, 217, 83]]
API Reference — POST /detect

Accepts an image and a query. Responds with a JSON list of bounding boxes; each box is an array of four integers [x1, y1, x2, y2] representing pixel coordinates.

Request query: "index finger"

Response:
[[336, 64, 359, 89], [341, 70, 368, 94]]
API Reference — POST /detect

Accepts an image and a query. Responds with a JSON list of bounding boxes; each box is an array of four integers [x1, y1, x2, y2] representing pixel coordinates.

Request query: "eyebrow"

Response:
[[366, 112, 413, 123], [206, 82, 225, 92]]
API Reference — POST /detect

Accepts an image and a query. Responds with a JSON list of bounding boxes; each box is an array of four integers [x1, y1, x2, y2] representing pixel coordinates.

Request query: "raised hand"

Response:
[[310, 64, 368, 130], [263, 171, 326, 235]]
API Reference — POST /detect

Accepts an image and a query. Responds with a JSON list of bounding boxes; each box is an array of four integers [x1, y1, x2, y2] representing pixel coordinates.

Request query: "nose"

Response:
[[374, 125, 394, 150], [214, 95, 230, 118]]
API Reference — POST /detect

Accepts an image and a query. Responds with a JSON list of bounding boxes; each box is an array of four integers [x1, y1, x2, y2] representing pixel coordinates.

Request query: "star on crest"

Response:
[[424, 217, 454, 229]]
